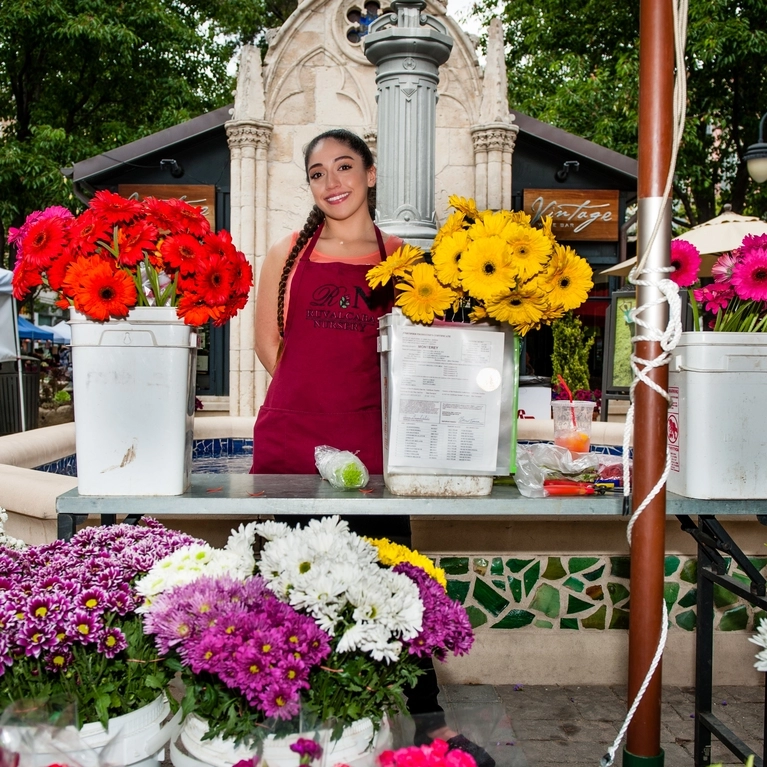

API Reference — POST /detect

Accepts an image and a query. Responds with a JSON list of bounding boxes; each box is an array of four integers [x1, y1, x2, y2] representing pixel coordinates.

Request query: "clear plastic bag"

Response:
[[514, 444, 600, 498], [314, 446, 370, 490]]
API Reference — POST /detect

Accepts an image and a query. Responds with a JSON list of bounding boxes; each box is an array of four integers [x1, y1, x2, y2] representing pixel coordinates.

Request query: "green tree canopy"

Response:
[[475, 0, 767, 224], [0, 0, 296, 269]]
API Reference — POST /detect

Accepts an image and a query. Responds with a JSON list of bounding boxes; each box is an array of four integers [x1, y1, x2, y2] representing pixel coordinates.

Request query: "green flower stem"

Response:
[[144, 256, 163, 306], [159, 272, 179, 306], [687, 287, 701, 332]]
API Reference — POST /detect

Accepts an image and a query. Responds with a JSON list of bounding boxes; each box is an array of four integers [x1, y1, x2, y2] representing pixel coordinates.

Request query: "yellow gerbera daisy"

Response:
[[504, 223, 553, 281], [395, 262, 457, 324], [366, 244, 424, 289], [540, 215, 557, 246], [467, 210, 513, 240], [543, 244, 594, 311], [432, 229, 469, 288], [468, 304, 488, 322], [507, 210, 533, 227], [433, 211, 467, 249], [458, 236, 515, 301], [485, 283, 549, 335], [366, 537, 447, 589], [448, 195, 481, 220]]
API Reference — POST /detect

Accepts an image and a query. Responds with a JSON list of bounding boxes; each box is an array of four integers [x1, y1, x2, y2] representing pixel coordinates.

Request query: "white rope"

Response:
[[602, 0, 689, 763]]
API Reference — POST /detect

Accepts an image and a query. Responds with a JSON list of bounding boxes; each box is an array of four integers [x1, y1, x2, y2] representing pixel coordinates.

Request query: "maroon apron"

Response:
[[251, 225, 393, 474]]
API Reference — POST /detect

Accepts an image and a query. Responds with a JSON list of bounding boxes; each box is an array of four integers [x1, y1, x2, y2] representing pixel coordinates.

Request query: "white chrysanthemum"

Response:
[[254, 520, 290, 541], [0, 508, 25, 550], [348, 570, 423, 639], [224, 521, 258, 571], [749, 623, 767, 671]]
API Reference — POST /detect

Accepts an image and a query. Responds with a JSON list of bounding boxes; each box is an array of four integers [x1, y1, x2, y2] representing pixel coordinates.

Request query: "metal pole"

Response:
[[625, 0, 674, 762]]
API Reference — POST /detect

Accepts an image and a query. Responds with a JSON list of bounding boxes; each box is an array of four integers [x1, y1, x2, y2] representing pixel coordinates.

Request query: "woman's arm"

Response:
[[255, 234, 293, 376]]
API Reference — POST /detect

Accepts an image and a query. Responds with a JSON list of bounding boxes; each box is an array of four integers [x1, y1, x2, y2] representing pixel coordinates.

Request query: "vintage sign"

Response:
[[118, 184, 216, 230], [523, 189, 619, 242]]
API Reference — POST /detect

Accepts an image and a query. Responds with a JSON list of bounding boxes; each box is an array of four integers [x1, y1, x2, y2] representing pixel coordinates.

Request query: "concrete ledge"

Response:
[[0, 423, 76, 468], [192, 416, 254, 439]]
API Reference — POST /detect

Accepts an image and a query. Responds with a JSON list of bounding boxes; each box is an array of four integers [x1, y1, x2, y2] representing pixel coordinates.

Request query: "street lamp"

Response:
[[744, 111, 767, 184]]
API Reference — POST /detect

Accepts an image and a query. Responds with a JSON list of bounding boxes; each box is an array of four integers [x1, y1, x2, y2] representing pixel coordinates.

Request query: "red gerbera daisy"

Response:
[[732, 247, 767, 302], [89, 190, 142, 225], [46, 245, 78, 291], [230, 252, 254, 297], [194, 253, 235, 307], [73, 261, 138, 321], [17, 215, 70, 270], [117, 221, 159, 267], [669, 240, 701, 288], [163, 198, 211, 238], [219, 294, 249, 325], [70, 210, 114, 254], [162, 234, 205, 274], [12, 262, 43, 300]]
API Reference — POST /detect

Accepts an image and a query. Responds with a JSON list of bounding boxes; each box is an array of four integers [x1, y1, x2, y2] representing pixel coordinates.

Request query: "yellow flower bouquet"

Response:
[[367, 196, 594, 335]]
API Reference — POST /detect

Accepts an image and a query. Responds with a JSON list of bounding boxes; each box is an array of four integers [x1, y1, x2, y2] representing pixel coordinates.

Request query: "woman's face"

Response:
[[306, 138, 376, 221]]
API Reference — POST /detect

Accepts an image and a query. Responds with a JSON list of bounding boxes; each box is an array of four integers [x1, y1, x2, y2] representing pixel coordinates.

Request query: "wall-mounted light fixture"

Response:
[[160, 158, 185, 178], [555, 160, 580, 183], [744, 112, 767, 184]]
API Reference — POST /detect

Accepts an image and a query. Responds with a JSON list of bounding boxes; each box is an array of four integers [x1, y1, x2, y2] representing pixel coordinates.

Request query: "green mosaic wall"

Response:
[[437, 554, 767, 632]]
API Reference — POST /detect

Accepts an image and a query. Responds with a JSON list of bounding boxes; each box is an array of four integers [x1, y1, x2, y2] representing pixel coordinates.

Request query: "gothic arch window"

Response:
[[345, 1, 389, 44]]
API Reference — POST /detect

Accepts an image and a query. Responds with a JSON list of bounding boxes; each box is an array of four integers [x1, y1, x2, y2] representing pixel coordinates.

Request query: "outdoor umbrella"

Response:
[[18, 316, 55, 340], [600, 208, 767, 277], [51, 320, 71, 343]]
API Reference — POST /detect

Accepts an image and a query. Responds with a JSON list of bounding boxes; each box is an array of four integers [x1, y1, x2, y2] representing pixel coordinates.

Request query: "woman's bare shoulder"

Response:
[[266, 232, 298, 264]]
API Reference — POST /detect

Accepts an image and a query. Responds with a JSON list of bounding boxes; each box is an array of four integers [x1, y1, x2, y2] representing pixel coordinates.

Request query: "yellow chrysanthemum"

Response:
[[433, 211, 467, 249], [458, 236, 515, 301], [503, 223, 553, 281], [448, 195, 480, 220], [395, 262, 457, 324], [432, 229, 469, 288], [485, 283, 549, 336], [366, 244, 424, 289], [366, 537, 447, 589], [467, 210, 514, 240], [542, 244, 594, 311]]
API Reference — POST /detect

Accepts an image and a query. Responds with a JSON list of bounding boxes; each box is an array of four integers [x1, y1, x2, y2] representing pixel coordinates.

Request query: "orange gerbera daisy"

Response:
[[117, 221, 159, 267], [177, 293, 222, 326], [74, 261, 137, 321]]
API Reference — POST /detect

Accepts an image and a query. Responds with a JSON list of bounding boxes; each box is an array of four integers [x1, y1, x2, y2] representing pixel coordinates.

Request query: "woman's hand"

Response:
[[255, 234, 293, 375]]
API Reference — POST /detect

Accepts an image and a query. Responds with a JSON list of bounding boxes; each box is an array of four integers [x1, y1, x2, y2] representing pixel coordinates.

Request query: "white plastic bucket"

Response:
[[172, 714, 390, 767], [668, 331, 767, 499], [69, 307, 197, 496], [378, 309, 518, 497], [5, 695, 179, 767]]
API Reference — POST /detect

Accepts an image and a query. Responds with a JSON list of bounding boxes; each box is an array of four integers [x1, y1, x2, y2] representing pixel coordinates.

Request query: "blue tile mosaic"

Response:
[[35, 439, 255, 476]]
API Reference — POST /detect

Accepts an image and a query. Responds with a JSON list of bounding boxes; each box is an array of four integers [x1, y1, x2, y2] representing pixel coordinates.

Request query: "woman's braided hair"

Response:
[[276, 129, 376, 338]]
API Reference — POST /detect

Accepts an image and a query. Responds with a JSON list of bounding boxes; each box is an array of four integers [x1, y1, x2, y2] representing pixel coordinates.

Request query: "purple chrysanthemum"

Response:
[[393, 563, 474, 660], [290, 738, 323, 762]]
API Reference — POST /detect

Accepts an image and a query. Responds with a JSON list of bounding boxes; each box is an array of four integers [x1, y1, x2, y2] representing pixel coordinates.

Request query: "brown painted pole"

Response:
[[625, 0, 674, 761]]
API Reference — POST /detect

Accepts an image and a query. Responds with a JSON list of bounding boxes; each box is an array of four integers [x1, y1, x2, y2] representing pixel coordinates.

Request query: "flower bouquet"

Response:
[[9, 191, 253, 325], [366, 195, 593, 334], [669, 235, 767, 332], [0, 520, 199, 730], [138, 517, 473, 764]]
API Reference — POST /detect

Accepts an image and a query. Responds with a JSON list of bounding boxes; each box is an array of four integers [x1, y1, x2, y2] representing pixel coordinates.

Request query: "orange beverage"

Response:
[[554, 430, 591, 454]]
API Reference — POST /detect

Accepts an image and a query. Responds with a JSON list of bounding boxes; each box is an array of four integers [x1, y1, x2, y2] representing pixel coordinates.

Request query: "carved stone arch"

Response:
[[265, 47, 375, 128]]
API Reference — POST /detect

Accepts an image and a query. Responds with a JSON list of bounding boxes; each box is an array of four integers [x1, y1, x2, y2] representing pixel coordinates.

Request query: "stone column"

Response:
[[225, 45, 273, 416], [363, 0, 453, 249], [471, 18, 518, 212], [226, 121, 272, 416]]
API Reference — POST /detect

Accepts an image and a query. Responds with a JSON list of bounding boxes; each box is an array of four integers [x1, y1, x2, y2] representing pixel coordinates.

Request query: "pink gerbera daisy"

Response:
[[711, 252, 739, 283], [669, 240, 701, 287], [693, 282, 734, 315], [731, 247, 767, 302]]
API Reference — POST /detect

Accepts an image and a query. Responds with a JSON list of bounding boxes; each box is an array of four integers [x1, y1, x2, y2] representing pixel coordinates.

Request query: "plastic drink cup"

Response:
[[551, 400, 596, 455]]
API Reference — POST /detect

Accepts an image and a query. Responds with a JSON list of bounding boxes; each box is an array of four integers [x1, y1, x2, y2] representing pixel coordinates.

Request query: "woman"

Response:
[[251, 129, 494, 767]]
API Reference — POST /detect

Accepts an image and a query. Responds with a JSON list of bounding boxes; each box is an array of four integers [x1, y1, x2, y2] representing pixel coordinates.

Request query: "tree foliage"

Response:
[[0, 0, 297, 269], [475, 0, 767, 224], [551, 312, 594, 393]]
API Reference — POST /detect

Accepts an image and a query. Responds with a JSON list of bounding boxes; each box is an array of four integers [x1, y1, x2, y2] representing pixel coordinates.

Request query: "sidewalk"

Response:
[[437, 684, 765, 767]]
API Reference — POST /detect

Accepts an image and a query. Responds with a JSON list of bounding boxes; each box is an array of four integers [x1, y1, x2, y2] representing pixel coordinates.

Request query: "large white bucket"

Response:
[[172, 714, 390, 767], [378, 309, 518, 496], [69, 307, 197, 496], [668, 331, 767, 499]]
